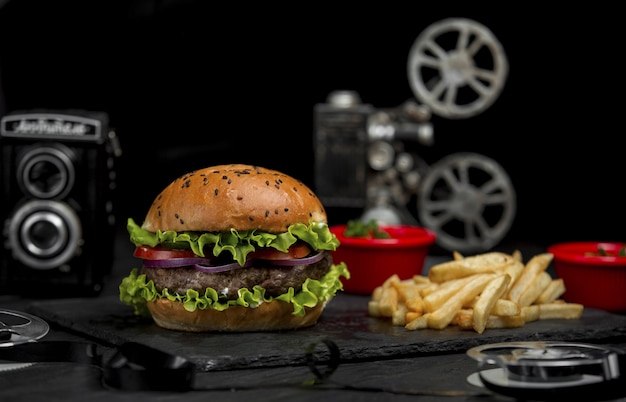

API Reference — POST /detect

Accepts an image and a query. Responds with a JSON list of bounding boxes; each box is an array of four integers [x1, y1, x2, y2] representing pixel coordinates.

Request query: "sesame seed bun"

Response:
[[141, 164, 327, 233]]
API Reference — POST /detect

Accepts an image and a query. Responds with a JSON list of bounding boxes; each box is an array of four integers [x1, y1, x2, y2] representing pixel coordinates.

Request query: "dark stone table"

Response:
[[2, 235, 626, 401], [1, 291, 625, 402]]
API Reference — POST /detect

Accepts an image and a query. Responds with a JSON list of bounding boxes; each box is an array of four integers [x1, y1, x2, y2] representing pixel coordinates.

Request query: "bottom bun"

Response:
[[147, 298, 328, 332]]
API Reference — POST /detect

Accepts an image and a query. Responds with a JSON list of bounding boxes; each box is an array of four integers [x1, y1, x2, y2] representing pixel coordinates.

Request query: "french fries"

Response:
[[472, 274, 510, 334], [427, 273, 495, 329], [427, 252, 515, 283], [506, 253, 552, 304], [369, 250, 584, 334]]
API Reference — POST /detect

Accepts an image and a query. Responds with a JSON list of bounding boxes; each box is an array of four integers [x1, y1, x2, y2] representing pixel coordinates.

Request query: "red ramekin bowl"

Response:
[[547, 242, 626, 312], [329, 225, 436, 295]]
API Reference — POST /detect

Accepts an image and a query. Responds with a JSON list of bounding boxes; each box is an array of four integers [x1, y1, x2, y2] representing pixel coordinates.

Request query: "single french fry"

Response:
[[423, 275, 476, 313], [512, 250, 522, 262], [427, 274, 495, 329], [456, 309, 525, 330], [501, 260, 524, 291], [454, 309, 474, 328], [538, 303, 584, 320], [418, 282, 440, 298], [453, 251, 464, 261], [405, 311, 422, 323], [368, 300, 381, 317], [371, 286, 383, 302], [393, 280, 428, 315], [412, 275, 431, 285], [392, 304, 408, 326], [378, 286, 399, 317], [383, 274, 401, 287], [473, 274, 511, 334], [428, 252, 515, 283], [490, 299, 521, 316], [465, 296, 520, 316], [507, 253, 553, 303], [518, 271, 552, 307], [464, 296, 479, 309], [521, 305, 540, 322], [405, 313, 430, 330], [393, 281, 424, 303], [535, 279, 566, 304], [484, 314, 526, 329], [405, 297, 425, 315]]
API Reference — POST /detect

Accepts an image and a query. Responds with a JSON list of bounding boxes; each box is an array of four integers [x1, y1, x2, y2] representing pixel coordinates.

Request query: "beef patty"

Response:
[[142, 251, 333, 299]]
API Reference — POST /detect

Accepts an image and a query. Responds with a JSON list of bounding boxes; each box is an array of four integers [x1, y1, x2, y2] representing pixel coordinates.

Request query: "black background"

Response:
[[0, 1, 624, 249]]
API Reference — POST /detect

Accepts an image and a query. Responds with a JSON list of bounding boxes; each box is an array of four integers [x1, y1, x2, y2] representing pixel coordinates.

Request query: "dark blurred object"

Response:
[[0, 110, 121, 296]]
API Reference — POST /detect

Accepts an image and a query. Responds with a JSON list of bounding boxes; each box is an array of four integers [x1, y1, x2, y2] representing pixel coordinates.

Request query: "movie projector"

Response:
[[314, 18, 515, 253]]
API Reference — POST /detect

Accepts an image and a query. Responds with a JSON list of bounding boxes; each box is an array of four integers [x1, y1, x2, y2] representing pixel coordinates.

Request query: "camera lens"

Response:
[[17, 144, 75, 199], [22, 211, 68, 257], [8, 200, 82, 270], [368, 141, 395, 171]]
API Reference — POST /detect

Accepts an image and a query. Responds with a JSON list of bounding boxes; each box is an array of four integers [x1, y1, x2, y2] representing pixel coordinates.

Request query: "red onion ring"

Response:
[[142, 257, 214, 268], [258, 251, 325, 266], [193, 259, 253, 273], [140, 251, 325, 273]]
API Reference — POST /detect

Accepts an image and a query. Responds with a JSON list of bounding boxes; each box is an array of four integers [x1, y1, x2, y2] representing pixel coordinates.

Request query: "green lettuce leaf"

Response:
[[127, 218, 340, 266], [119, 262, 350, 317]]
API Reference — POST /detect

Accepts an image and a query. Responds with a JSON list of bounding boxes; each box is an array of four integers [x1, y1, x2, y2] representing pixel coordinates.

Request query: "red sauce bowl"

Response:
[[547, 242, 626, 312], [330, 225, 436, 295]]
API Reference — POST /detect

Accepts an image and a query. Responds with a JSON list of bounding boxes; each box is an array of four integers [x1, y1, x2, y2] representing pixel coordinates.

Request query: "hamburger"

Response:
[[119, 164, 349, 332]]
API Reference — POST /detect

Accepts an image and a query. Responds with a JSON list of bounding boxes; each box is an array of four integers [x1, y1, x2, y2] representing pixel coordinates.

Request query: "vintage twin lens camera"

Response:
[[0, 110, 121, 296]]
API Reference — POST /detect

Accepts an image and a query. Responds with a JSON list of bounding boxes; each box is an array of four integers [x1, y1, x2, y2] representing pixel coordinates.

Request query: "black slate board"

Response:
[[28, 293, 626, 372]]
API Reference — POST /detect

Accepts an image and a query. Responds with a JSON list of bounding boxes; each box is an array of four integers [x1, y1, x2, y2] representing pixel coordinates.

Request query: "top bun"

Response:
[[142, 164, 327, 233]]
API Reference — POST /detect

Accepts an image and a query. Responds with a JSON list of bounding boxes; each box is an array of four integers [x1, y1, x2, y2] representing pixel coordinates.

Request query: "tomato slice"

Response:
[[134, 243, 313, 262], [133, 245, 198, 260], [248, 242, 312, 261]]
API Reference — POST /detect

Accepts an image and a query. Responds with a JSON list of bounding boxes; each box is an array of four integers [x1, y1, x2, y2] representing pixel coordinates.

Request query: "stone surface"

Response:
[[29, 293, 626, 372]]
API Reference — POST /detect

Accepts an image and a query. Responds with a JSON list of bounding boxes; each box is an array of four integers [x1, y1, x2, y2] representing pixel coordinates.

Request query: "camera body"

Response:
[[0, 110, 120, 296], [314, 90, 433, 224]]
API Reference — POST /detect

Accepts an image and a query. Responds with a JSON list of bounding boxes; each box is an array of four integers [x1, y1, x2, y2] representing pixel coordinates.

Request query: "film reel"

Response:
[[0, 309, 49, 347], [406, 19, 514, 252], [466, 341, 626, 400], [407, 18, 508, 119], [417, 152, 516, 253]]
